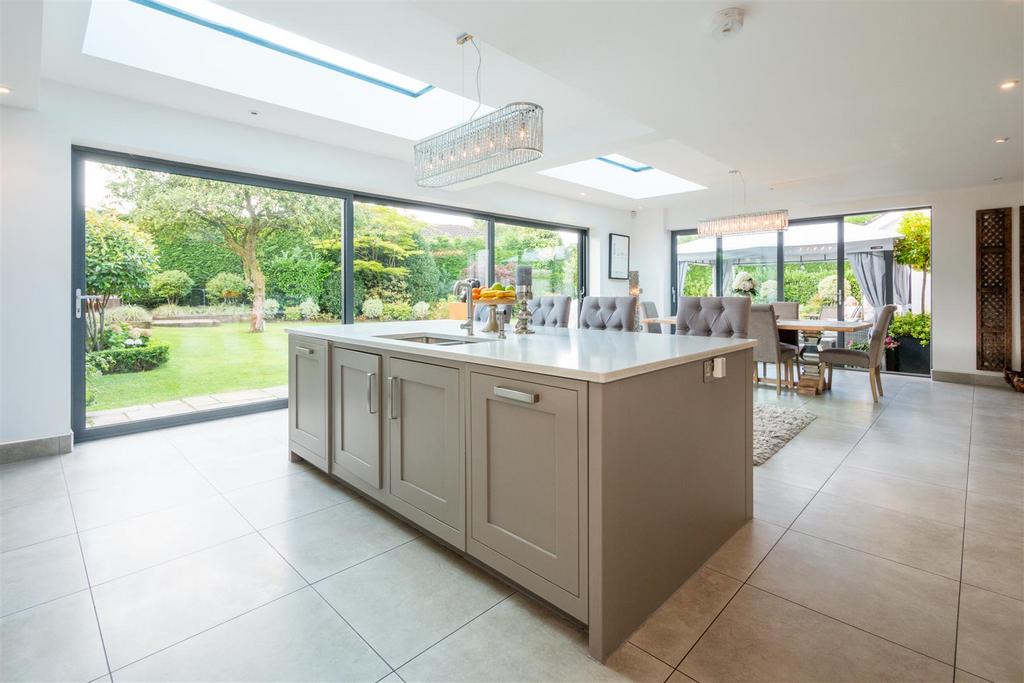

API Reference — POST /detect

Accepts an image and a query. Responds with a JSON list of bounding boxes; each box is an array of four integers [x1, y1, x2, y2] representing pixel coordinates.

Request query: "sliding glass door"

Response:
[[72, 148, 591, 440]]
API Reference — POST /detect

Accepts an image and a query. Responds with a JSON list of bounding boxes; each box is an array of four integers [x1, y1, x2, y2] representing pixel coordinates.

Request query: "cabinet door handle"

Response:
[[366, 372, 377, 414], [389, 376, 400, 419], [494, 386, 538, 404], [296, 345, 315, 356]]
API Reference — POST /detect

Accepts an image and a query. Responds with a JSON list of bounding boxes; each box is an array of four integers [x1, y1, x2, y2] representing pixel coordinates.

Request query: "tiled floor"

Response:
[[86, 385, 289, 427], [2, 371, 1021, 682]]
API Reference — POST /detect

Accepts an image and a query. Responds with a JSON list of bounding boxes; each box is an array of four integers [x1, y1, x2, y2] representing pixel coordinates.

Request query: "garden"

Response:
[[85, 164, 575, 415]]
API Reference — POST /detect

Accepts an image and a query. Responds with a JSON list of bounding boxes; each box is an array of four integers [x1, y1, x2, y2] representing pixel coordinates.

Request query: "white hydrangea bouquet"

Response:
[[731, 271, 759, 297]]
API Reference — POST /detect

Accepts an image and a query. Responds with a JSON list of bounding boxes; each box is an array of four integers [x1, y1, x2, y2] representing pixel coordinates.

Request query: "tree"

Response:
[[149, 270, 194, 304], [893, 211, 931, 313], [85, 210, 158, 350], [109, 168, 340, 332]]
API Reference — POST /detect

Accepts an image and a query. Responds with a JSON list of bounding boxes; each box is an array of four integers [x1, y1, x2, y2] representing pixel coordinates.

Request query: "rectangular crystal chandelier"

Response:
[[414, 102, 543, 187], [697, 209, 789, 237]]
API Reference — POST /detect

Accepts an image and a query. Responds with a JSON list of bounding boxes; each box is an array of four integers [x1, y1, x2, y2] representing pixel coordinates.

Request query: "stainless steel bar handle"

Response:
[[389, 376, 400, 419], [296, 346, 315, 355], [366, 372, 376, 414], [494, 386, 538, 404]]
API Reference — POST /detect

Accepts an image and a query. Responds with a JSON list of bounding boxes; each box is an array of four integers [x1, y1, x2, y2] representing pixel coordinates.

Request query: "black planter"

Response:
[[894, 336, 931, 375]]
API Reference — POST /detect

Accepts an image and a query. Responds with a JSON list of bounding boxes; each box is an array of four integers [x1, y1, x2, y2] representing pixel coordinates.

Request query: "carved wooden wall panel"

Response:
[[976, 208, 1012, 371]]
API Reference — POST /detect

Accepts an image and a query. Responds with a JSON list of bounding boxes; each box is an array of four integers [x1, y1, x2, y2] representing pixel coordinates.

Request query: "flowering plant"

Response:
[[731, 271, 759, 297], [884, 335, 900, 350]]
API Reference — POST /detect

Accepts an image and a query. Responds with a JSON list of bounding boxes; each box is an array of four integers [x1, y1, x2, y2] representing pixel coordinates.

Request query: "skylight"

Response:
[[539, 154, 706, 199], [82, 0, 493, 140]]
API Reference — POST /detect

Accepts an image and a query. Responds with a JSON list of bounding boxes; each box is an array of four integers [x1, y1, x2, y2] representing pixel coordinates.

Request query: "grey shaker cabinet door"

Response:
[[288, 335, 328, 471], [387, 358, 463, 531], [331, 347, 383, 489], [469, 372, 581, 595]]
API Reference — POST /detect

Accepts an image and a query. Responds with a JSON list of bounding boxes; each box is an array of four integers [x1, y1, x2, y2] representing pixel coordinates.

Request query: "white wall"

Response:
[[633, 182, 1024, 378], [0, 82, 631, 444]]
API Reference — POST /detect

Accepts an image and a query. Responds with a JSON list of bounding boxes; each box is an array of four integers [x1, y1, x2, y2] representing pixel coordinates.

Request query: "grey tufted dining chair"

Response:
[[750, 304, 799, 394], [820, 304, 897, 402], [527, 296, 572, 327], [675, 296, 751, 339], [579, 296, 638, 331], [640, 301, 662, 333]]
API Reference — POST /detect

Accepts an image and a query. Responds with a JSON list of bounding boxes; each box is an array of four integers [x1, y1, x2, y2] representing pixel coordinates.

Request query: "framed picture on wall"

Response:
[[609, 233, 630, 280]]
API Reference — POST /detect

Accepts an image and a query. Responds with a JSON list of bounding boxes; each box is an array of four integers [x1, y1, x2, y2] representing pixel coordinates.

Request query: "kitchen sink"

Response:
[[374, 332, 493, 346]]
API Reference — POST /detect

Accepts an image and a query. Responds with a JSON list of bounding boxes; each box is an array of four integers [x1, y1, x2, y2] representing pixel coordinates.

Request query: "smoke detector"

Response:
[[711, 8, 745, 39]]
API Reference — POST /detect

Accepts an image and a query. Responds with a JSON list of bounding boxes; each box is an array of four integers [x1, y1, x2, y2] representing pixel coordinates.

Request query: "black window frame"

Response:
[[71, 146, 588, 441]]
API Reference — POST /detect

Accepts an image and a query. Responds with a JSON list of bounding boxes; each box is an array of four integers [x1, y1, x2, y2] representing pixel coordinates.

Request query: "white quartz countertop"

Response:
[[287, 320, 756, 384]]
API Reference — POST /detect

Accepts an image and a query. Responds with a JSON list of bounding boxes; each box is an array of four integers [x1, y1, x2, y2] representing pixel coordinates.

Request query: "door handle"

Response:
[[389, 376, 400, 419], [494, 386, 538, 404], [74, 289, 100, 319], [366, 372, 376, 414]]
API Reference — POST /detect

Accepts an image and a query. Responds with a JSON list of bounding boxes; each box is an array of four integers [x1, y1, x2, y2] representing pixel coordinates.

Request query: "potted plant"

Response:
[[888, 312, 931, 374], [731, 271, 758, 298]]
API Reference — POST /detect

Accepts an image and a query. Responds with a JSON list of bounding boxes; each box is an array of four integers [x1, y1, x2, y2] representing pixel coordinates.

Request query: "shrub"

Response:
[[106, 305, 152, 325], [412, 301, 430, 319], [298, 297, 320, 319], [263, 298, 281, 319], [889, 312, 931, 346], [88, 343, 170, 374], [265, 249, 334, 305], [362, 297, 384, 319], [84, 354, 111, 406], [283, 305, 303, 321], [382, 302, 414, 321], [149, 270, 194, 304], [206, 272, 248, 303]]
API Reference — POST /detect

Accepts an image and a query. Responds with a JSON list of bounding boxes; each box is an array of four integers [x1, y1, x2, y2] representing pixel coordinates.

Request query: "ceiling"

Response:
[[11, 0, 1024, 214]]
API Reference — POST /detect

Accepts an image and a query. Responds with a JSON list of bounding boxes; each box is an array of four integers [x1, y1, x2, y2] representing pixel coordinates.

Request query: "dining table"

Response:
[[640, 317, 873, 395]]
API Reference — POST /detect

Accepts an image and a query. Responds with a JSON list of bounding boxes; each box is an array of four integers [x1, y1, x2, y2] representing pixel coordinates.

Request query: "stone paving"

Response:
[[86, 385, 288, 427]]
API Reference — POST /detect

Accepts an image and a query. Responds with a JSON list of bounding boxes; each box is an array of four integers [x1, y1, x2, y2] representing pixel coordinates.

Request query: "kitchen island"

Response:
[[286, 320, 755, 661]]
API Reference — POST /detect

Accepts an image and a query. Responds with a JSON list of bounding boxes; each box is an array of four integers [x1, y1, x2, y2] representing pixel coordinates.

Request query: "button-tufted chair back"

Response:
[[640, 301, 662, 333], [675, 296, 751, 338], [527, 295, 571, 327], [579, 296, 638, 331]]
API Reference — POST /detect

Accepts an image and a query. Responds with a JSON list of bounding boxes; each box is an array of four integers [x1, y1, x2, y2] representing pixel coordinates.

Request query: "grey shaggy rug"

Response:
[[753, 405, 817, 465]]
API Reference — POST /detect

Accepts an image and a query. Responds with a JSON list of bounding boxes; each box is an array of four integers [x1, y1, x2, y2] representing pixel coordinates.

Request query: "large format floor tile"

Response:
[[841, 447, 968, 489], [751, 473, 816, 527], [92, 534, 305, 669], [965, 491, 1024, 539], [261, 498, 419, 582], [955, 585, 1024, 683], [398, 594, 671, 682], [69, 467, 218, 531], [186, 445, 310, 492], [820, 465, 967, 526], [0, 590, 109, 682], [80, 495, 252, 585], [1, 534, 88, 616], [316, 537, 511, 667], [112, 588, 390, 682], [704, 518, 786, 581], [0, 456, 67, 510], [223, 469, 355, 529], [627, 567, 741, 666], [679, 586, 952, 682], [749, 531, 959, 663], [0, 495, 77, 552], [962, 528, 1024, 600], [791, 493, 964, 578]]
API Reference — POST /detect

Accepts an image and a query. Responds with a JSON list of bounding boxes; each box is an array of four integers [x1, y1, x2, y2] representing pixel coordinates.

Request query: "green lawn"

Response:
[[90, 321, 322, 410]]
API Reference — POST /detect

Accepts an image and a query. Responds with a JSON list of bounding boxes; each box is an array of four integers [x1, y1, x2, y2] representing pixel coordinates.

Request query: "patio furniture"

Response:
[[820, 304, 897, 402], [527, 295, 572, 327], [640, 301, 663, 333], [750, 304, 799, 395], [579, 296, 638, 331], [675, 296, 750, 338]]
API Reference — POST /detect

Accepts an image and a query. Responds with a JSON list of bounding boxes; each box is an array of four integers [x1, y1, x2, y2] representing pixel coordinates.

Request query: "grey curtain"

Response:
[[848, 252, 886, 312], [893, 263, 912, 310]]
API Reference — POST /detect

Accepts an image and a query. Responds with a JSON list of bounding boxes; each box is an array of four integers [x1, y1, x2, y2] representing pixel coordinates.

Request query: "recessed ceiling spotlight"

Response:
[[579, 191, 586, 196], [0, 85, 11, 95], [248, 109, 259, 116], [994, 137, 1010, 143], [1000, 79, 1019, 90], [710, 8, 745, 39]]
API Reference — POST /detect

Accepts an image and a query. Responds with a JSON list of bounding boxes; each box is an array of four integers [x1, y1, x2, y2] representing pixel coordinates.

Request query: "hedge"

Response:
[[88, 343, 170, 374]]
